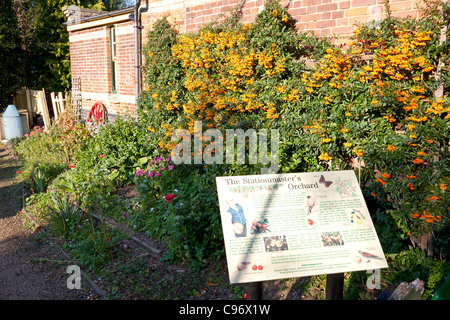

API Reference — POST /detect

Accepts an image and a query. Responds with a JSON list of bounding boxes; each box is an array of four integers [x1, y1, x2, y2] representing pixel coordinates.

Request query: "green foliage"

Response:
[[14, 126, 67, 191], [0, 0, 21, 109], [48, 192, 84, 238], [384, 246, 450, 299], [76, 115, 154, 183], [61, 222, 124, 272], [11, 0, 129, 96], [135, 162, 225, 268]]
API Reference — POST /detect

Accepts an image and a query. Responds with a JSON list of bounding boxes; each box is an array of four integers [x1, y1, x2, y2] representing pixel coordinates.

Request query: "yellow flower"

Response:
[[440, 184, 447, 190], [343, 142, 352, 148], [340, 127, 349, 133], [266, 107, 279, 119], [322, 138, 331, 143], [352, 148, 364, 157], [318, 152, 333, 161]]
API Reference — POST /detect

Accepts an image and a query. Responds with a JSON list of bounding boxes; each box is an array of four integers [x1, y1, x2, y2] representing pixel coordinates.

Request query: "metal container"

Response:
[[2, 105, 24, 140]]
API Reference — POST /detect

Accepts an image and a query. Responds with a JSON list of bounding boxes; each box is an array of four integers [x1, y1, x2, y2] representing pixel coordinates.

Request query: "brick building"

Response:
[[63, 0, 421, 121]]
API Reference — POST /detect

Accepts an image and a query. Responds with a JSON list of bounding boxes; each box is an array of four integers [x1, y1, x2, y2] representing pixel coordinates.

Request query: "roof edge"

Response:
[[63, 5, 134, 27]]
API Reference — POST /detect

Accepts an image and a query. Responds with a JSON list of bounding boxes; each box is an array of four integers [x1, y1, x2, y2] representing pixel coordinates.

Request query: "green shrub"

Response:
[[134, 161, 226, 268], [139, 0, 449, 248]]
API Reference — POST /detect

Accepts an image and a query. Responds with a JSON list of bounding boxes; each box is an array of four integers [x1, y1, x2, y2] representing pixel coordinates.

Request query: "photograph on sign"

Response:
[[216, 170, 388, 284]]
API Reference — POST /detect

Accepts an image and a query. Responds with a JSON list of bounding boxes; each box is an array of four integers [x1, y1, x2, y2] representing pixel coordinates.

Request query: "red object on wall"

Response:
[[87, 102, 108, 122]]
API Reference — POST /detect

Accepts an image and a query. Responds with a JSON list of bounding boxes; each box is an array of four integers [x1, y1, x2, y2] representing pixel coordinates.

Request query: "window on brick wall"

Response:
[[109, 26, 117, 93]]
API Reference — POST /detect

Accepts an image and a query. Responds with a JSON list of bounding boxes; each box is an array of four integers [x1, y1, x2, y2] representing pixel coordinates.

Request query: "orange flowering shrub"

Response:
[[139, 1, 332, 152], [139, 1, 449, 241]]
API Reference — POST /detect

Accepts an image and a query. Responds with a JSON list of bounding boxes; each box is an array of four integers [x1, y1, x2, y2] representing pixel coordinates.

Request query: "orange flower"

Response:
[[387, 145, 396, 152], [407, 175, 416, 179], [413, 158, 424, 164], [425, 196, 440, 201], [382, 173, 391, 179], [440, 184, 448, 190], [340, 127, 349, 133], [318, 152, 333, 161], [407, 183, 415, 190], [410, 213, 420, 219], [376, 178, 386, 186], [352, 148, 364, 157], [417, 151, 426, 156]]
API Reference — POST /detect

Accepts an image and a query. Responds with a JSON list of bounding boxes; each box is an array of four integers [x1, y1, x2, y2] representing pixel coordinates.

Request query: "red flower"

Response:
[[98, 154, 105, 158], [69, 165, 75, 168], [164, 193, 175, 203], [16, 170, 21, 174]]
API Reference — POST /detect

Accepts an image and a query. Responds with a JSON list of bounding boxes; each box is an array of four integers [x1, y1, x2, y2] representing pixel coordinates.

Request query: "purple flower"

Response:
[[124, 212, 129, 219], [168, 165, 174, 171], [160, 166, 165, 171], [165, 158, 170, 162]]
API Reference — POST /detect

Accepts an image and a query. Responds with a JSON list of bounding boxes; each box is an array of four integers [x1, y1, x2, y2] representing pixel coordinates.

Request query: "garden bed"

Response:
[[9, 0, 450, 300]]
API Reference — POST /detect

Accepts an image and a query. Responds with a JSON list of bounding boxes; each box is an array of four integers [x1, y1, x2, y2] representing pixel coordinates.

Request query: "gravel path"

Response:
[[0, 143, 94, 300]]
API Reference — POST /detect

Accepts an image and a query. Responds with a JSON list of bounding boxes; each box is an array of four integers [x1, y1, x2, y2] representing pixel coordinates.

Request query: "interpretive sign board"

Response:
[[216, 170, 388, 284]]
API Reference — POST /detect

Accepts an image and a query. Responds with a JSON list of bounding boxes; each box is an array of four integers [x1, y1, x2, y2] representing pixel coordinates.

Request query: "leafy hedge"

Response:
[[138, 0, 449, 252]]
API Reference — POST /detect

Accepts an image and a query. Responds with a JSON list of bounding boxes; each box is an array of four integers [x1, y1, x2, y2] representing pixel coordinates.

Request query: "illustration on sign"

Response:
[[216, 170, 388, 284]]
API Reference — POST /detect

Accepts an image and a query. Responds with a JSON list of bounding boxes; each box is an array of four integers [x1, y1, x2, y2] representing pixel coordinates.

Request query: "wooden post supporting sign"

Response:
[[326, 273, 344, 300], [247, 281, 263, 300]]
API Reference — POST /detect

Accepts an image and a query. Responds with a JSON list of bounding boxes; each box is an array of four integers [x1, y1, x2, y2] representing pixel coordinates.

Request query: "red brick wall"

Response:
[[69, 22, 136, 120], [141, 0, 421, 38], [69, 27, 109, 95], [115, 21, 135, 98]]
